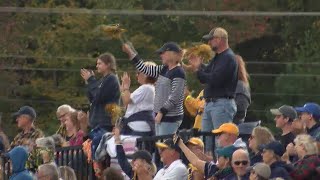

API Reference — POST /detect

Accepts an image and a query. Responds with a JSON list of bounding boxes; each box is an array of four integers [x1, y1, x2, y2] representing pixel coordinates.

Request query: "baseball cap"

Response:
[[155, 42, 182, 54], [295, 103, 320, 120], [216, 145, 237, 158], [260, 141, 285, 157], [270, 105, 297, 120], [131, 150, 152, 165], [212, 123, 239, 136], [12, 106, 36, 121], [202, 27, 228, 41], [156, 138, 180, 152], [186, 137, 204, 148], [247, 163, 271, 179]]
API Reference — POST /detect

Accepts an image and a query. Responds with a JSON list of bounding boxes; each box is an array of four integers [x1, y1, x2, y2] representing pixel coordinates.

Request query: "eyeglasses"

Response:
[[233, 160, 249, 166], [58, 113, 68, 119]]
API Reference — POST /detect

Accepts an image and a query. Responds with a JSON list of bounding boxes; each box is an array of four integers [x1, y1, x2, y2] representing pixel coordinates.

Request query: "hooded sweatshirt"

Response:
[[7, 146, 33, 180]]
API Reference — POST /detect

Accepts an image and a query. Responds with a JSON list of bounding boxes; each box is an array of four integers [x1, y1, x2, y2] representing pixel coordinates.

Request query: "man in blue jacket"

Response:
[[5, 146, 33, 180], [188, 27, 238, 154]]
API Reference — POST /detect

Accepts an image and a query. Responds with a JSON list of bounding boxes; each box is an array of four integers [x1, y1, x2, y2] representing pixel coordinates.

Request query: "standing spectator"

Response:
[[233, 55, 251, 124], [56, 104, 76, 139], [188, 27, 238, 153], [289, 134, 320, 179], [295, 102, 320, 141], [270, 105, 297, 148], [123, 42, 186, 135], [154, 138, 188, 180], [229, 148, 250, 179], [4, 146, 33, 180], [81, 52, 120, 132], [37, 164, 60, 180], [248, 126, 275, 165], [248, 163, 271, 180], [212, 123, 247, 149], [10, 106, 44, 150], [260, 141, 292, 179], [65, 112, 84, 146], [119, 62, 157, 136]]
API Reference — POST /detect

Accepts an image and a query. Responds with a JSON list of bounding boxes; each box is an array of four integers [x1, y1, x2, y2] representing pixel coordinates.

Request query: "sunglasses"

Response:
[[233, 160, 249, 166]]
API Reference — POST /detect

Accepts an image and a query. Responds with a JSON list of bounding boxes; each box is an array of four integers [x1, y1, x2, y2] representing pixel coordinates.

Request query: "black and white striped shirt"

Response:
[[132, 55, 186, 122]]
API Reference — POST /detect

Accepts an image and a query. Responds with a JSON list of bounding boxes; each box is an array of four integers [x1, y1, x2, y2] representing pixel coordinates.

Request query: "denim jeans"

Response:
[[155, 120, 182, 135], [201, 98, 237, 153]]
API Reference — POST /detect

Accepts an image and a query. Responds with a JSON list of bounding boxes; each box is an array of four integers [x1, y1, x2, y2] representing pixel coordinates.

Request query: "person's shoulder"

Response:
[[169, 66, 186, 79]]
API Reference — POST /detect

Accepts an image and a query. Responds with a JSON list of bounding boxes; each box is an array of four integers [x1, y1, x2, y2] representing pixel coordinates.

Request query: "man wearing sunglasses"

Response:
[[230, 148, 250, 180]]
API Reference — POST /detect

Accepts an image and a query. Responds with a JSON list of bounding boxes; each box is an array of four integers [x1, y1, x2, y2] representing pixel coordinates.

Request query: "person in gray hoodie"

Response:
[[5, 146, 33, 180]]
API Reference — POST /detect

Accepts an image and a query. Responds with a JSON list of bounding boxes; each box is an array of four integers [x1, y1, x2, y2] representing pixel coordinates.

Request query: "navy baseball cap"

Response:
[[12, 106, 37, 121], [155, 42, 182, 54], [295, 103, 320, 120], [260, 141, 285, 157]]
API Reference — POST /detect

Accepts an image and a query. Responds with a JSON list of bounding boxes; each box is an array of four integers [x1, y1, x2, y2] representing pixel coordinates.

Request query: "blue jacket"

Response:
[[196, 48, 238, 99], [269, 161, 293, 179], [86, 74, 120, 131], [7, 146, 33, 180]]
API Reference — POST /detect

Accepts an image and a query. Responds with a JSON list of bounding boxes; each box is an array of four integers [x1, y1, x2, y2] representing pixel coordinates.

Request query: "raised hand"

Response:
[[80, 68, 93, 81], [121, 72, 131, 91], [122, 43, 133, 55]]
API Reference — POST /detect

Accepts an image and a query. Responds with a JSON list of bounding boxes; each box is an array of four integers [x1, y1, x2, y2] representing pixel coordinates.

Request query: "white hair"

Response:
[[294, 134, 318, 155]]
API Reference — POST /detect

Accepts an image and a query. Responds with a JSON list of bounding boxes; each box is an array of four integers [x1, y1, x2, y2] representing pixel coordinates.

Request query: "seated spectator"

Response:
[[270, 105, 297, 148], [212, 123, 247, 149], [291, 117, 306, 136], [37, 164, 59, 180], [119, 62, 157, 136], [185, 137, 210, 179], [35, 137, 56, 166], [10, 106, 44, 150], [295, 102, 320, 141], [248, 162, 271, 180], [114, 127, 156, 180], [0, 125, 9, 152], [56, 104, 76, 139], [289, 134, 320, 179], [77, 110, 89, 136], [177, 134, 237, 179], [65, 111, 84, 146], [59, 166, 77, 180], [260, 141, 292, 179], [102, 167, 124, 180], [248, 126, 275, 165], [154, 138, 188, 180], [4, 146, 33, 180], [229, 148, 250, 179]]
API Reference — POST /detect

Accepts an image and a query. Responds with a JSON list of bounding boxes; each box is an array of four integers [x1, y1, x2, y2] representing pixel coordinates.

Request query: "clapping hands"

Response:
[[120, 72, 131, 91]]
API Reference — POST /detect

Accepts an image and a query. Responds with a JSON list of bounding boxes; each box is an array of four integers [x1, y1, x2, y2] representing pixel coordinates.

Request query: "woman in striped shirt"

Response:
[[122, 42, 186, 135]]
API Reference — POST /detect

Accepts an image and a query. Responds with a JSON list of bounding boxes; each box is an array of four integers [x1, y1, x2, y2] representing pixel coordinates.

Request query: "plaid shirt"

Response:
[[10, 127, 44, 149], [290, 154, 320, 179]]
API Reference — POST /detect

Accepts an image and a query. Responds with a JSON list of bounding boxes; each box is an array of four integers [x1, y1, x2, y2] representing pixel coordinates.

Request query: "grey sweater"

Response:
[[132, 55, 186, 122]]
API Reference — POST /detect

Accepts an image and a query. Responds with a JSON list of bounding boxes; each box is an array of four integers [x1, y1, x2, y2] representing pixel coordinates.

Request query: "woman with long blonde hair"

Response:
[[233, 55, 251, 124]]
